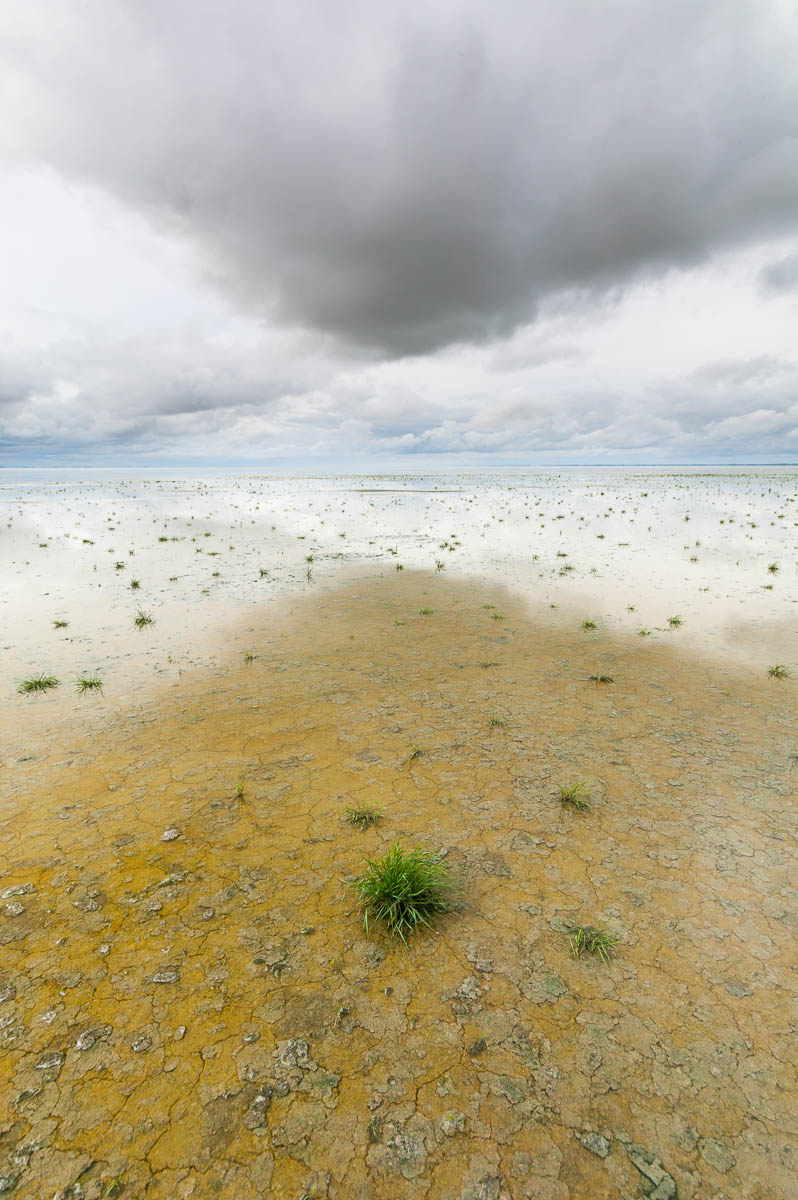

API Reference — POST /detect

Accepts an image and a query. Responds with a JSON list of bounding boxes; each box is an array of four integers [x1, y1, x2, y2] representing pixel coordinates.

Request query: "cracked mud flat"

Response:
[[1, 571, 796, 1199]]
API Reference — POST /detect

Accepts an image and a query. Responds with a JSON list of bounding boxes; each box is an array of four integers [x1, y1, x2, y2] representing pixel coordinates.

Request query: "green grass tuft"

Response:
[[76, 675, 103, 694], [134, 609, 154, 628], [581, 617, 597, 632], [559, 781, 590, 811], [569, 923, 616, 963], [588, 672, 614, 685], [768, 664, 790, 680], [354, 842, 456, 943], [53, 619, 69, 629], [667, 615, 683, 628], [346, 804, 382, 829], [18, 674, 60, 694]]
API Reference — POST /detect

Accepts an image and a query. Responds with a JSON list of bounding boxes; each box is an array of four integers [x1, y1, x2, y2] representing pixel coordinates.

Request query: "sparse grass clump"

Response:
[[354, 842, 456, 943], [488, 713, 507, 728], [667, 615, 683, 628], [588, 672, 614, 685], [559, 781, 590, 811], [581, 617, 597, 632], [346, 804, 382, 829], [18, 674, 60, 694], [569, 923, 616, 963], [768, 562, 780, 574], [76, 675, 103, 694], [53, 619, 69, 629], [235, 779, 245, 798], [419, 607, 434, 615], [768, 664, 790, 680], [134, 609, 154, 628], [130, 579, 141, 590]]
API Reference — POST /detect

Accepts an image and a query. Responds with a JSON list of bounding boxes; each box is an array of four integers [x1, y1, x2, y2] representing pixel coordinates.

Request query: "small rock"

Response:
[[467, 1037, 487, 1056], [580, 1132, 611, 1158], [627, 1145, 678, 1200], [0, 1179, 18, 1195], [161, 828, 181, 842], [2, 884, 35, 899], [274, 1038, 310, 1070], [5, 902, 25, 917], [34, 1051, 64, 1072], [75, 1025, 111, 1052], [131, 1034, 152, 1053], [174, 1025, 187, 1040], [152, 968, 179, 984], [440, 1110, 466, 1136]]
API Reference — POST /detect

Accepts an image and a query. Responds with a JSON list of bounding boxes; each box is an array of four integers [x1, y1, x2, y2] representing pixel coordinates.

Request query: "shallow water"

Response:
[[1, 571, 796, 1198], [2, 467, 796, 740]]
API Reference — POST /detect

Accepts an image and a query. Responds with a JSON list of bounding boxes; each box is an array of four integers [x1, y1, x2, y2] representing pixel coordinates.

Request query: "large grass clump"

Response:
[[354, 842, 456, 944], [18, 674, 60, 695], [569, 923, 617, 964]]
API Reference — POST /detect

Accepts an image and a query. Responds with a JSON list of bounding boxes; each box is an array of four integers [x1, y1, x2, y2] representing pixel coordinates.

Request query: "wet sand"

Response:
[[1, 571, 796, 1199]]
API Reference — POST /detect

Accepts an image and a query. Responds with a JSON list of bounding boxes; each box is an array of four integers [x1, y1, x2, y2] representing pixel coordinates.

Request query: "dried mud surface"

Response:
[[1, 572, 796, 1200]]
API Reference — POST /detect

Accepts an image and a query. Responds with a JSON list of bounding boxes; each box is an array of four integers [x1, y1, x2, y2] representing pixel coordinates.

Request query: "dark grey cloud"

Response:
[[3, 0, 798, 354]]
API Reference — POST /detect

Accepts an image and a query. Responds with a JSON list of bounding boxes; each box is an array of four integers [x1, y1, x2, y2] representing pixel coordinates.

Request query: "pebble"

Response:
[[580, 1132, 611, 1158], [152, 968, 179, 984], [161, 828, 181, 842]]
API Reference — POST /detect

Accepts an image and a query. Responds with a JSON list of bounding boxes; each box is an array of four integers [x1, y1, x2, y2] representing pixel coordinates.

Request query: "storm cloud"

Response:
[[3, 0, 798, 354], [1, 1, 798, 462]]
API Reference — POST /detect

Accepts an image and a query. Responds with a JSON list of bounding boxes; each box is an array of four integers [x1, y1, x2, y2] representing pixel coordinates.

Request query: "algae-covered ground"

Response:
[[1, 572, 796, 1199]]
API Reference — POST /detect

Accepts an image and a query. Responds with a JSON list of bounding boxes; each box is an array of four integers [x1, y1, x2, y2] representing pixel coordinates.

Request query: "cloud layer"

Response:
[[1, 1, 798, 461]]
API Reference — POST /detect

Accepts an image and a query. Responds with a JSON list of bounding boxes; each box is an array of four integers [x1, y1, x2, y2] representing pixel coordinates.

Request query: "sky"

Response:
[[1, 0, 798, 467]]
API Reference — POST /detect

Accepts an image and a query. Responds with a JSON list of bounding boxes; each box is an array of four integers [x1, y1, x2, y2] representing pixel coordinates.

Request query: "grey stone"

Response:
[[34, 1051, 64, 1072], [440, 1110, 466, 1136], [628, 1145, 678, 1199], [2, 884, 35, 899], [152, 968, 180, 984], [580, 1131, 611, 1158]]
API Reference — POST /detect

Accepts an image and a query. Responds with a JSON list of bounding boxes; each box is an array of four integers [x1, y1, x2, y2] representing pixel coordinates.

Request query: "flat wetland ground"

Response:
[[1, 468, 797, 1198], [2, 569, 797, 1200]]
